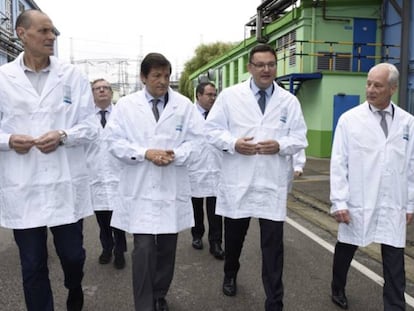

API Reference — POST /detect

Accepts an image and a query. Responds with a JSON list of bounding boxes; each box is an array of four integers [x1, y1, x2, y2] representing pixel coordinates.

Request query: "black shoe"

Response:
[[192, 238, 203, 250], [99, 250, 112, 264], [331, 289, 348, 309], [114, 252, 125, 269], [209, 242, 225, 260], [67, 286, 84, 311], [154, 297, 169, 311], [223, 276, 237, 296]]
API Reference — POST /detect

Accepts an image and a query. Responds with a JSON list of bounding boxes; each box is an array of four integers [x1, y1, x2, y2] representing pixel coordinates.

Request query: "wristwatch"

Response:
[[58, 130, 67, 145]]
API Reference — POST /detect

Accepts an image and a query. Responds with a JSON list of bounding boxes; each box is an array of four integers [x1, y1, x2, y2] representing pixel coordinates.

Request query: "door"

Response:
[[333, 95, 360, 136], [353, 18, 377, 72]]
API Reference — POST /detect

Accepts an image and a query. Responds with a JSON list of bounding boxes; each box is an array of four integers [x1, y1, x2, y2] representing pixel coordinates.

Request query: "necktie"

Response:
[[378, 110, 388, 137], [203, 110, 209, 119], [99, 110, 107, 128], [152, 99, 160, 122], [258, 90, 266, 114]]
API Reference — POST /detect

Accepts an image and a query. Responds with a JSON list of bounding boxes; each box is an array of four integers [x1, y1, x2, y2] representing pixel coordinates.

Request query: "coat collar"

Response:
[[2, 53, 64, 100]]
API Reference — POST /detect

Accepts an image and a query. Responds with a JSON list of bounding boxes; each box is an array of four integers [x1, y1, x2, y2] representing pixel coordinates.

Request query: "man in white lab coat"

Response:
[[330, 63, 414, 310], [204, 44, 308, 311], [87, 78, 127, 269], [105, 53, 204, 311], [188, 81, 224, 260], [0, 10, 98, 311]]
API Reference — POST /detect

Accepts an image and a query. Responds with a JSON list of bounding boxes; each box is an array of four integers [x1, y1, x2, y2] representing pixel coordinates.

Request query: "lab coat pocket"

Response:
[[388, 135, 408, 174]]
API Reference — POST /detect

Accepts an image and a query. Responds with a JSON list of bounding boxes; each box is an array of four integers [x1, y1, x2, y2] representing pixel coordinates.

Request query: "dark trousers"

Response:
[[95, 211, 127, 254], [191, 196, 223, 244], [332, 241, 406, 311], [224, 217, 284, 311], [13, 220, 85, 311], [132, 233, 178, 311]]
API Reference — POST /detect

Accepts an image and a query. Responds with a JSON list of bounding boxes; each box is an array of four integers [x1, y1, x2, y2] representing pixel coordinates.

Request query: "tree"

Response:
[[179, 42, 237, 100]]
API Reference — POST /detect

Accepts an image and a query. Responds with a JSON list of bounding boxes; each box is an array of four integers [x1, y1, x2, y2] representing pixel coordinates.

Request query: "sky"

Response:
[[34, 0, 261, 77]]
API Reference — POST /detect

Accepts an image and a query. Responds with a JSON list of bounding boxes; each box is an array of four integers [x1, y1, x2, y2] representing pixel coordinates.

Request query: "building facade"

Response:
[[190, 0, 412, 157], [0, 0, 44, 64]]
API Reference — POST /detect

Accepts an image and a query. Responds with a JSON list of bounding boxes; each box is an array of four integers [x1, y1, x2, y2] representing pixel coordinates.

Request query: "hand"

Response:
[[294, 170, 303, 178], [34, 130, 62, 153], [407, 213, 413, 225], [235, 137, 257, 155], [256, 140, 280, 155], [333, 209, 351, 224], [145, 149, 175, 166], [9, 134, 36, 154]]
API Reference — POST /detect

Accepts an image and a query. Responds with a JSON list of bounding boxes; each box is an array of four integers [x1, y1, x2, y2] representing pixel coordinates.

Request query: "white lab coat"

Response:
[[330, 102, 414, 247], [204, 79, 308, 221], [105, 88, 204, 234], [287, 149, 306, 192], [85, 106, 123, 211], [188, 104, 222, 197], [0, 53, 99, 229]]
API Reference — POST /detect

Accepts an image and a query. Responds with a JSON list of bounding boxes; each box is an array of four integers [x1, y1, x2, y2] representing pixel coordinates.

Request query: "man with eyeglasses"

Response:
[[87, 78, 127, 269], [205, 44, 307, 311], [188, 82, 224, 260]]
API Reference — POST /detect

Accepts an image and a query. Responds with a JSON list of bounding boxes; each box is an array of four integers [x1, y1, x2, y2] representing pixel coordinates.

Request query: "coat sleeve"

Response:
[[204, 91, 237, 154], [329, 118, 350, 213], [62, 70, 99, 146], [172, 105, 204, 166], [277, 96, 308, 157], [292, 149, 306, 172], [406, 120, 414, 214], [105, 100, 147, 165]]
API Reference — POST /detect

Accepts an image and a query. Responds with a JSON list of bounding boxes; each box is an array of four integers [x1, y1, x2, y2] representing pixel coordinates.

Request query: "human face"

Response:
[[92, 81, 113, 109], [366, 66, 397, 110], [197, 85, 217, 111], [141, 67, 170, 99], [17, 12, 56, 58], [247, 51, 277, 89]]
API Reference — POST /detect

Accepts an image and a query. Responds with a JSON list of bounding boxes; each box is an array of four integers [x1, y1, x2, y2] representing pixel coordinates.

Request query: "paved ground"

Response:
[[290, 157, 414, 282]]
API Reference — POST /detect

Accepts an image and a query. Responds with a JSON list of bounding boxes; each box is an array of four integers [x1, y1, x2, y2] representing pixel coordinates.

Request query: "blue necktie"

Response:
[[99, 110, 107, 128], [258, 90, 266, 114]]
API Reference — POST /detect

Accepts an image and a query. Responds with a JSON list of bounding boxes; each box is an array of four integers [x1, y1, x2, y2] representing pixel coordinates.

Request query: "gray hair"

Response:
[[369, 63, 399, 86]]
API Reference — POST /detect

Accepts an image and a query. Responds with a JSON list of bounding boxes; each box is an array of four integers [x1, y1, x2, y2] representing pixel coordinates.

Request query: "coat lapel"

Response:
[[3, 54, 38, 98], [39, 57, 63, 104]]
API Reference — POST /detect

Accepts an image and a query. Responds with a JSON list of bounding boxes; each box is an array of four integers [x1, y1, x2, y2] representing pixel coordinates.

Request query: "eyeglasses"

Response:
[[249, 62, 276, 70], [92, 86, 111, 91], [204, 93, 217, 98]]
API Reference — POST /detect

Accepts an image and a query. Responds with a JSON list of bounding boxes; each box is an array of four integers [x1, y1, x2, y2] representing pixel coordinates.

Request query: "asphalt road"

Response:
[[1, 193, 413, 310]]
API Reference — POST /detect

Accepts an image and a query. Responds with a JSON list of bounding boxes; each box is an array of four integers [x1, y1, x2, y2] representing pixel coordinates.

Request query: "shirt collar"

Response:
[[250, 79, 274, 97], [19, 56, 51, 73], [195, 102, 208, 115], [95, 105, 112, 113]]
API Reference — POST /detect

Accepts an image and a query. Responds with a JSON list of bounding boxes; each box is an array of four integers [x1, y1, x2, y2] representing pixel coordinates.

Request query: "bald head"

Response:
[[15, 9, 48, 31]]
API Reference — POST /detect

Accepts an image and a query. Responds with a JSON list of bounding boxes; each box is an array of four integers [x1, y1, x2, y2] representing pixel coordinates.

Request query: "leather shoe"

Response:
[[331, 289, 348, 309], [222, 276, 237, 296], [67, 286, 84, 311], [99, 250, 112, 264], [114, 252, 125, 269], [209, 242, 225, 260], [192, 238, 203, 250], [154, 297, 169, 311]]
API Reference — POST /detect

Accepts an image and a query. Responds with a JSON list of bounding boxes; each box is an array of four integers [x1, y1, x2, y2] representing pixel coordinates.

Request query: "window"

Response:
[[317, 52, 351, 71]]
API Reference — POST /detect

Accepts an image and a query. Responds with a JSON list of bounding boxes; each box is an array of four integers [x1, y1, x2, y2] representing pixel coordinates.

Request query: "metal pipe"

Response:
[[399, 0, 410, 111]]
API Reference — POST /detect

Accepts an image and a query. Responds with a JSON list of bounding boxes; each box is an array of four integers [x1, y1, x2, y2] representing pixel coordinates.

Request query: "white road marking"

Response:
[[286, 216, 414, 307]]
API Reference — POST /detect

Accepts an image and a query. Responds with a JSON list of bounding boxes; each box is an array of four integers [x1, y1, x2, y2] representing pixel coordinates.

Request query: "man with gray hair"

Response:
[[330, 62, 414, 310]]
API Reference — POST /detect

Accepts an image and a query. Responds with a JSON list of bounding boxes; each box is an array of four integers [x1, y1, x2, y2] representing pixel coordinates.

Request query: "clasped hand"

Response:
[[235, 137, 280, 155], [9, 131, 62, 154], [145, 149, 175, 166]]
